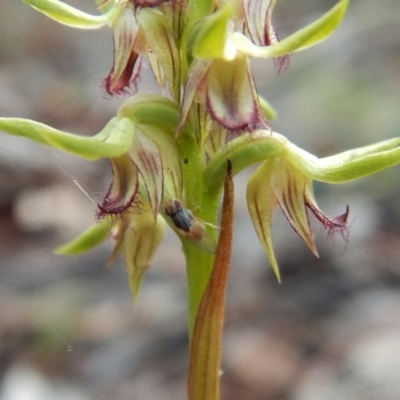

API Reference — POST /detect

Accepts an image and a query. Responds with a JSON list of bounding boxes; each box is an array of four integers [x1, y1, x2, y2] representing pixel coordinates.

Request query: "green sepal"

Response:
[[118, 94, 181, 137], [22, 0, 114, 29], [55, 219, 112, 255], [0, 117, 134, 160], [94, 0, 117, 14], [259, 96, 277, 120], [285, 137, 400, 183], [234, 0, 349, 58], [191, 5, 233, 59], [204, 130, 286, 193]]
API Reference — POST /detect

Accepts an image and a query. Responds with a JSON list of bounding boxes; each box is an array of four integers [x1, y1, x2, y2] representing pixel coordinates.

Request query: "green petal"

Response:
[[55, 219, 112, 255], [124, 211, 166, 302], [274, 162, 318, 256], [204, 121, 227, 157], [141, 126, 183, 201], [234, 0, 349, 58], [99, 155, 139, 214], [137, 8, 181, 100], [109, 4, 140, 92], [23, 0, 113, 29], [247, 159, 281, 282], [178, 58, 213, 132], [206, 57, 260, 130], [129, 130, 164, 220], [0, 117, 134, 160]]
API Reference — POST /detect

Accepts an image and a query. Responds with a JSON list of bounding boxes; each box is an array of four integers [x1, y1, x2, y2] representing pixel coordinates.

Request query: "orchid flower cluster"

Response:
[[2, 0, 400, 399]]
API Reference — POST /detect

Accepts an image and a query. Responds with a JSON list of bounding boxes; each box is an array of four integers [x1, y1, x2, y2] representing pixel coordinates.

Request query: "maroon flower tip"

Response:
[[102, 53, 142, 97], [95, 202, 130, 222], [133, 0, 170, 6], [307, 201, 350, 241], [274, 55, 291, 74]]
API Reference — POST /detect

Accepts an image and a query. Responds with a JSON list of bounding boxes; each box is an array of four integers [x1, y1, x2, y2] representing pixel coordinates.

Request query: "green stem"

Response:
[[177, 125, 221, 339], [183, 243, 216, 338]]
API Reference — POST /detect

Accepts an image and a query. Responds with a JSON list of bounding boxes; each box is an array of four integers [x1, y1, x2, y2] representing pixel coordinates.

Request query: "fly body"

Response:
[[164, 198, 216, 253], [165, 199, 194, 232]]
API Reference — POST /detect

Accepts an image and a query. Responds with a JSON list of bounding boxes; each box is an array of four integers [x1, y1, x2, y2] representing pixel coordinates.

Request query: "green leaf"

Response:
[[234, 0, 349, 58], [23, 0, 113, 29], [0, 117, 134, 160], [55, 219, 112, 255]]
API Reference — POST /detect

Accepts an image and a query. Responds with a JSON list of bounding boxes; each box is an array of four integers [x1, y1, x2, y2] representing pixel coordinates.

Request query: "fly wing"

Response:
[[184, 232, 217, 254], [182, 220, 217, 254]]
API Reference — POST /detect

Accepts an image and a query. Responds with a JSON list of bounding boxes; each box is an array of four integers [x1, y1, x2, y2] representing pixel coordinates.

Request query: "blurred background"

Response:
[[1, 1, 400, 399]]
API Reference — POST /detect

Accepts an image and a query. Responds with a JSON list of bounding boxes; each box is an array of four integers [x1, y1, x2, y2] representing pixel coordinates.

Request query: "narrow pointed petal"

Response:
[[129, 130, 164, 219], [104, 4, 141, 95], [234, 0, 349, 58], [23, 0, 113, 29], [143, 127, 183, 200], [147, 50, 166, 92], [243, 0, 272, 46], [206, 57, 261, 130], [98, 154, 139, 216], [204, 121, 227, 157], [274, 163, 318, 256], [55, 219, 112, 255], [137, 8, 181, 100], [246, 159, 281, 282], [107, 220, 126, 265], [0, 116, 134, 160], [178, 58, 212, 132], [124, 209, 166, 301], [243, 0, 290, 71]]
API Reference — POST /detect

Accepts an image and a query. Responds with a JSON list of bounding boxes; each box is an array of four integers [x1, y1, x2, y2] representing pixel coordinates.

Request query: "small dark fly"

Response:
[[164, 199, 217, 253]]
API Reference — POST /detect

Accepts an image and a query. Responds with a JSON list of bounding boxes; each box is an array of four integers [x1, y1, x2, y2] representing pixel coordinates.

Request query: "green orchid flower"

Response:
[[180, 0, 349, 131], [0, 94, 188, 296], [205, 131, 400, 283]]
